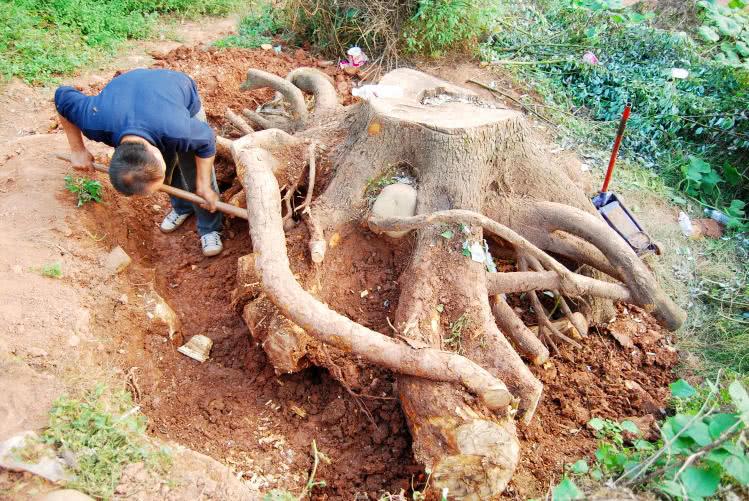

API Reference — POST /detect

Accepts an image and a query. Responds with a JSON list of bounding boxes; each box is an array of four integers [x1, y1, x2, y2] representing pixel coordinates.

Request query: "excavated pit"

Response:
[[75, 45, 679, 499]]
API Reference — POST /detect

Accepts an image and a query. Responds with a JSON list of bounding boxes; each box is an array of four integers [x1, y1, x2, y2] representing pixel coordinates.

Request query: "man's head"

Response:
[[109, 141, 166, 196]]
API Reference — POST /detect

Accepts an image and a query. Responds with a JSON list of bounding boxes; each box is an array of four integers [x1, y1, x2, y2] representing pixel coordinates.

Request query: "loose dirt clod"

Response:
[[102, 245, 131, 274]]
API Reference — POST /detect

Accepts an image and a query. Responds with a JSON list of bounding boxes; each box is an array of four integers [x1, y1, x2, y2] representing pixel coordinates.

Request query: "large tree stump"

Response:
[[225, 67, 685, 499]]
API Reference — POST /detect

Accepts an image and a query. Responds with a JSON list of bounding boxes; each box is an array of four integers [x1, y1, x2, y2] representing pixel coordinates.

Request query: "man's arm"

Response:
[[58, 113, 94, 170], [195, 155, 218, 212]]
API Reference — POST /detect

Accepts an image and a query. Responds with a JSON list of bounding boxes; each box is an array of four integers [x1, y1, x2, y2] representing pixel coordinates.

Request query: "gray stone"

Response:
[[370, 183, 417, 238]]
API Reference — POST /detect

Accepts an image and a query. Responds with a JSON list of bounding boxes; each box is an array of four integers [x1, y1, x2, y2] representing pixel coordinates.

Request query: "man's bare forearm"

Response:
[[58, 114, 87, 153], [195, 155, 216, 191]]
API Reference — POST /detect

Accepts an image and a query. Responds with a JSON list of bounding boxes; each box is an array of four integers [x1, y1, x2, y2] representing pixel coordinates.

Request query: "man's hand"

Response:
[[196, 186, 219, 212], [70, 149, 94, 171]]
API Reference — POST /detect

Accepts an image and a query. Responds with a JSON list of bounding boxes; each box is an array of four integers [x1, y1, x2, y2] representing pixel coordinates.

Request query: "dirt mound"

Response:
[[74, 45, 678, 499]]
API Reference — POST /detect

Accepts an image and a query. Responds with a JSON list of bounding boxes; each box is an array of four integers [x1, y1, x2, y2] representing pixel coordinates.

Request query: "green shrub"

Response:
[[555, 376, 749, 499], [403, 0, 499, 56], [280, 0, 497, 62]]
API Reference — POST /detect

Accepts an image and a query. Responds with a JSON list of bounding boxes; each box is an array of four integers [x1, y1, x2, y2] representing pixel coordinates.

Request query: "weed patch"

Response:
[[556, 375, 749, 499], [64, 175, 103, 207], [40, 385, 170, 499], [35, 262, 63, 279]]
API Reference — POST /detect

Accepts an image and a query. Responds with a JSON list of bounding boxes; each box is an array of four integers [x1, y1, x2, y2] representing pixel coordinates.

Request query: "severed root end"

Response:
[[480, 384, 515, 410], [432, 419, 520, 501]]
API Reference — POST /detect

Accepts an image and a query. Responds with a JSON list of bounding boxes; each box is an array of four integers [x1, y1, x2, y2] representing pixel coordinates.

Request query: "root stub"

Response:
[[228, 66, 685, 499]]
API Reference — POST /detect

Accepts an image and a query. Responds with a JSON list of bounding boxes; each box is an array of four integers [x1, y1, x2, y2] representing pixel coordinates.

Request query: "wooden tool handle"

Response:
[[55, 153, 248, 220]]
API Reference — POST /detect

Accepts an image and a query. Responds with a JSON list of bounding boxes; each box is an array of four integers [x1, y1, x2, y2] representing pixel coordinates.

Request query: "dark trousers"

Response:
[[163, 109, 222, 237]]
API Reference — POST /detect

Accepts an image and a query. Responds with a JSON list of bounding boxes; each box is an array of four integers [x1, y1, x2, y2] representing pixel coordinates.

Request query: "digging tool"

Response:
[[55, 153, 248, 220], [591, 103, 661, 256]]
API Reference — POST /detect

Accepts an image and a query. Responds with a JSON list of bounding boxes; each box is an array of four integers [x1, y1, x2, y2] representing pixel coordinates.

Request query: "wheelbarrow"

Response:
[[591, 103, 662, 256]]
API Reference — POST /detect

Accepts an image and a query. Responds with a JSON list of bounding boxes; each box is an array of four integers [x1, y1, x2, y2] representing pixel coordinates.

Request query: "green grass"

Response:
[[39, 384, 170, 499], [214, 2, 282, 49], [0, 0, 243, 84], [38, 262, 63, 278]]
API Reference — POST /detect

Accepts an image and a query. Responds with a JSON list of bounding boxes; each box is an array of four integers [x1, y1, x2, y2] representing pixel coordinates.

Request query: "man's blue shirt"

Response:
[[54, 69, 216, 158]]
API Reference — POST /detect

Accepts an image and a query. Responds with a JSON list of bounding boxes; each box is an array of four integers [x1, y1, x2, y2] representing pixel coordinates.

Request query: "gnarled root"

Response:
[[518, 202, 686, 330], [491, 294, 549, 366], [242, 108, 290, 132], [241, 69, 308, 126], [227, 67, 685, 499], [286, 67, 339, 117]]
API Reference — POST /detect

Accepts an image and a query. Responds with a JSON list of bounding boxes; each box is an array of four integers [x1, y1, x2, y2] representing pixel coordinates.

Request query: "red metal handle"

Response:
[[600, 102, 631, 193]]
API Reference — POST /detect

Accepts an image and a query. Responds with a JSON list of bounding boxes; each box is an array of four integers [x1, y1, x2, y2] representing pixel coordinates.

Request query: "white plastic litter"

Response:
[[678, 211, 693, 237], [468, 241, 485, 263], [483, 240, 497, 273], [671, 68, 689, 79], [351, 85, 404, 101], [0, 431, 72, 483]]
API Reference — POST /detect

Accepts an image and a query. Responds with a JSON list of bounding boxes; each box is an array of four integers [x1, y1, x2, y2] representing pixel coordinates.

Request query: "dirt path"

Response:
[[0, 17, 684, 501]]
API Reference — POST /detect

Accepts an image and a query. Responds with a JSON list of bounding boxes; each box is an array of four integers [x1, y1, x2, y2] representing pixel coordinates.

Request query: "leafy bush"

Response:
[[0, 0, 242, 83], [280, 0, 496, 63], [695, 0, 749, 66], [484, 0, 748, 229], [556, 376, 749, 499], [403, 0, 499, 56]]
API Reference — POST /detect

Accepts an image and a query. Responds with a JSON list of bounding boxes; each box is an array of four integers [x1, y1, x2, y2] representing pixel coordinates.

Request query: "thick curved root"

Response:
[[241, 69, 308, 125], [369, 207, 684, 331], [529, 202, 686, 330], [286, 67, 339, 117]]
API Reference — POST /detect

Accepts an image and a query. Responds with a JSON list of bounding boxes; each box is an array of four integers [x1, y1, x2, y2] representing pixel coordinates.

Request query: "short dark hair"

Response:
[[109, 142, 163, 196]]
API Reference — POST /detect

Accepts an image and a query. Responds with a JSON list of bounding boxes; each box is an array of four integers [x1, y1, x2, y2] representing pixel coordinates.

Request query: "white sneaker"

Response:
[[200, 231, 223, 257], [160, 210, 192, 233]]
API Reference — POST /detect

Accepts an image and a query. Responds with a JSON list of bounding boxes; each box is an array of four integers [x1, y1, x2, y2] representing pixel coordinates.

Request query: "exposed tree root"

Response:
[[491, 294, 549, 366], [242, 108, 289, 132], [225, 108, 254, 135], [486, 270, 630, 301], [285, 68, 339, 117], [241, 69, 308, 126], [234, 144, 513, 410]]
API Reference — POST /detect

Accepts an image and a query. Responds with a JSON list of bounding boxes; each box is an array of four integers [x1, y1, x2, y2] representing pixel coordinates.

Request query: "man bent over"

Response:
[[55, 68, 223, 256]]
